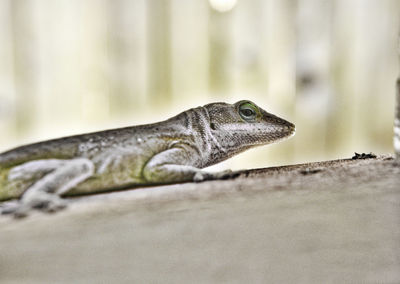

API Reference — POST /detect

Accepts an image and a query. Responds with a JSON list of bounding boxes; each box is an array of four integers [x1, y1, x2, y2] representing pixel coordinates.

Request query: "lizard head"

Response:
[[205, 100, 295, 154]]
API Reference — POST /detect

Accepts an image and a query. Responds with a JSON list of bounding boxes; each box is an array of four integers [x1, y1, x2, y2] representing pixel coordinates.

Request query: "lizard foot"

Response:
[[1, 201, 31, 218], [1, 200, 23, 216], [1, 193, 68, 218], [193, 170, 240, 182]]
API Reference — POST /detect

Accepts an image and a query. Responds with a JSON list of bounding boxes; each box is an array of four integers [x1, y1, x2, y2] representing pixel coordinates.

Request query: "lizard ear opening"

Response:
[[210, 122, 216, 130]]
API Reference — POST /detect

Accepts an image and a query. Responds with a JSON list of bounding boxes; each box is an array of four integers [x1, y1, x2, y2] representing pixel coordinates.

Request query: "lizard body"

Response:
[[0, 100, 295, 216]]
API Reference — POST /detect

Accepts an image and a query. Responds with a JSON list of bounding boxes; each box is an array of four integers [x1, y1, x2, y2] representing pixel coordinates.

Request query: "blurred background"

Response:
[[0, 0, 398, 171]]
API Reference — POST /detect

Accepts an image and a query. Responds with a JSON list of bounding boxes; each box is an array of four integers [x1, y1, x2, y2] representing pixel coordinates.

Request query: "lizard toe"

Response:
[[1, 200, 21, 215], [0, 201, 29, 218]]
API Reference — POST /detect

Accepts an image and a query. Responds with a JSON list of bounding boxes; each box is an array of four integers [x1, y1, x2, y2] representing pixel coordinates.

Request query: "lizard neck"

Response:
[[183, 106, 227, 168]]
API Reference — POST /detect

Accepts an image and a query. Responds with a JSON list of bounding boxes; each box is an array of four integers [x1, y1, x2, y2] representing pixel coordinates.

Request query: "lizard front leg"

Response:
[[1, 158, 94, 217], [142, 147, 227, 183]]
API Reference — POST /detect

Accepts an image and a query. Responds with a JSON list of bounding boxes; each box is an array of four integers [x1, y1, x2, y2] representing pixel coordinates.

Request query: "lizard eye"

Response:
[[239, 102, 257, 121]]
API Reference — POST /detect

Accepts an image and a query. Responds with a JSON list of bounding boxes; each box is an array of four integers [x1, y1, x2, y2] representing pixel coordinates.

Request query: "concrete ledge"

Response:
[[1, 155, 399, 283]]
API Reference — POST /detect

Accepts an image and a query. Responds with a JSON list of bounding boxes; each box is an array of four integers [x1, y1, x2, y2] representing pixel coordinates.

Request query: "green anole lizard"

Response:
[[0, 100, 295, 217]]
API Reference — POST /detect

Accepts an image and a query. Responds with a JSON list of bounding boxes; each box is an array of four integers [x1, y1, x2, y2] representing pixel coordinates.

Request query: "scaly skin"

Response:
[[0, 100, 295, 216]]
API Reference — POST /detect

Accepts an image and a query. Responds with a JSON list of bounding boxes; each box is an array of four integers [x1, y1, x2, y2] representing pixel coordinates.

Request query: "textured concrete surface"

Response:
[[0, 156, 399, 283]]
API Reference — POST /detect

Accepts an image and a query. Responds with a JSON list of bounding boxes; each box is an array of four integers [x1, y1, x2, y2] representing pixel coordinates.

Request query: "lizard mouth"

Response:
[[269, 122, 296, 143], [273, 119, 295, 138], [287, 123, 296, 136]]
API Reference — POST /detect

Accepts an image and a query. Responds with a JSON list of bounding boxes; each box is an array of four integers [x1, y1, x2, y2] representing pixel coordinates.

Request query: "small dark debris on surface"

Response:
[[352, 152, 377, 160], [299, 168, 323, 175], [239, 170, 258, 178], [392, 160, 400, 167]]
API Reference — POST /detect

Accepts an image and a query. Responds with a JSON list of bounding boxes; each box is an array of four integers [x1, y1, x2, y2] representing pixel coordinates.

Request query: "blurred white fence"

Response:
[[0, 0, 399, 169]]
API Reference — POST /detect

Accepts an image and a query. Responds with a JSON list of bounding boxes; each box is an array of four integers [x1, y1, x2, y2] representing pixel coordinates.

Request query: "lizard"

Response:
[[0, 100, 295, 217]]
